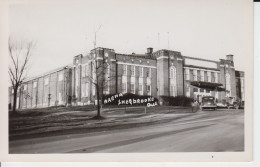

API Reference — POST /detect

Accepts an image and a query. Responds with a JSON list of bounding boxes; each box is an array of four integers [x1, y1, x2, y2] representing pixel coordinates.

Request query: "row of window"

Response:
[[123, 65, 151, 78], [193, 88, 211, 93], [184, 68, 219, 83], [81, 82, 152, 97], [19, 88, 63, 105], [122, 83, 151, 95], [22, 73, 64, 91]]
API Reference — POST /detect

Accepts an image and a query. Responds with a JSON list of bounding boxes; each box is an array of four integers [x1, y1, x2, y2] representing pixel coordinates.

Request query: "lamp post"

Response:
[[48, 93, 51, 107]]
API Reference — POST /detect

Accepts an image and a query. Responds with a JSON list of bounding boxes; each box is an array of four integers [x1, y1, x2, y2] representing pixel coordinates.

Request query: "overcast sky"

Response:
[[9, 0, 252, 78]]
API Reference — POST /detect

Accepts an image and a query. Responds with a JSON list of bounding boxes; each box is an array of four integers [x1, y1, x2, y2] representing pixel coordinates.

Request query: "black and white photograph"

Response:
[[0, 0, 254, 162]]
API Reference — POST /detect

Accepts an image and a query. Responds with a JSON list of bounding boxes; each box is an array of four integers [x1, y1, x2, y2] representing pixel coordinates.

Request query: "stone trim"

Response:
[[117, 62, 157, 69]]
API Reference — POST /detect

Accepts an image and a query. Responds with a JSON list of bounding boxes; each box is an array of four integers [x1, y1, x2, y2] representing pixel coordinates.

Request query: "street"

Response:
[[9, 108, 244, 153]]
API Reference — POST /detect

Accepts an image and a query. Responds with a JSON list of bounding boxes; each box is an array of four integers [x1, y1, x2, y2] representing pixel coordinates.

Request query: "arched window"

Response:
[[169, 66, 177, 96]]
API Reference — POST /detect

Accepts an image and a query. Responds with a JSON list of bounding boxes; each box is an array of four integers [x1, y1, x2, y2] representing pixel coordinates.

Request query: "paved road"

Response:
[[9, 109, 244, 153]]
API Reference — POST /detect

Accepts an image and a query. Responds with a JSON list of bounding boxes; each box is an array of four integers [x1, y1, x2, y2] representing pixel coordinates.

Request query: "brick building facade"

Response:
[[9, 47, 245, 109]]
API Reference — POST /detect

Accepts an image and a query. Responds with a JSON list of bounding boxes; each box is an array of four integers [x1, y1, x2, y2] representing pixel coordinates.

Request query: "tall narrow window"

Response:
[[197, 70, 200, 81], [76, 69, 79, 87], [103, 84, 108, 93], [82, 65, 85, 77], [123, 65, 127, 75], [86, 83, 89, 97], [33, 82, 37, 88], [82, 83, 86, 97], [139, 67, 143, 77], [200, 70, 204, 81], [130, 83, 135, 94], [104, 64, 110, 94], [59, 73, 63, 81], [83, 64, 88, 77], [207, 71, 211, 82], [186, 86, 190, 97], [44, 78, 49, 86], [91, 63, 96, 95], [122, 83, 127, 93], [204, 71, 208, 81], [190, 69, 193, 81], [193, 70, 197, 81], [170, 66, 177, 96], [87, 63, 91, 77], [86, 64, 89, 77], [138, 83, 143, 95], [92, 84, 95, 96], [185, 68, 190, 80], [170, 68, 174, 78], [214, 72, 218, 83], [130, 66, 135, 76], [226, 73, 231, 96], [58, 92, 62, 103], [211, 72, 215, 83], [147, 84, 151, 95], [146, 68, 151, 78]]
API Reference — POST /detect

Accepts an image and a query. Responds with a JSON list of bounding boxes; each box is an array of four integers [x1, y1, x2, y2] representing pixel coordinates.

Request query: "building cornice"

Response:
[[116, 53, 156, 60], [183, 56, 219, 63], [156, 56, 168, 60], [23, 65, 70, 83], [117, 61, 157, 69], [184, 66, 220, 73]]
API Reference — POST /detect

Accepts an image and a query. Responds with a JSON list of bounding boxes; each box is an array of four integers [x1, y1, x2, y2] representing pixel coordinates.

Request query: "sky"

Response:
[[9, 0, 252, 78]]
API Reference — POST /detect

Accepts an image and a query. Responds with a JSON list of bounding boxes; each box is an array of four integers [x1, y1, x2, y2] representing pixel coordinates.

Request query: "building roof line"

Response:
[[115, 53, 156, 60], [153, 49, 181, 53], [183, 55, 219, 63], [23, 65, 71, 83], [184, 65, 220, 71]]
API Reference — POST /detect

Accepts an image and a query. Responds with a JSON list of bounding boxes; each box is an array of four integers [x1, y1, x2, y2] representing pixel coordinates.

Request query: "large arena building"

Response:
[[9, 47, 245, 109]]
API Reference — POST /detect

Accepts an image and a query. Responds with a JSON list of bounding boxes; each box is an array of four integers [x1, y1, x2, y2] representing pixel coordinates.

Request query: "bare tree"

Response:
[[87, 58, 108, 118], [86, 25, 116, 118], [8, 38, 34, 112]]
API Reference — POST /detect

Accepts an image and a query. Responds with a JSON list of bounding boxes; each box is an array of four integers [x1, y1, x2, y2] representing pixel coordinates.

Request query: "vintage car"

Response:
[[216, 102, 227, 108], [201, 96, 217, 110], [216, 99, 244, 109]]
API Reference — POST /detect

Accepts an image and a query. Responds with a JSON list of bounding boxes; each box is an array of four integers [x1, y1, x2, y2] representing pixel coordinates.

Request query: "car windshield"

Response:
[[202, 97, 214, 103]]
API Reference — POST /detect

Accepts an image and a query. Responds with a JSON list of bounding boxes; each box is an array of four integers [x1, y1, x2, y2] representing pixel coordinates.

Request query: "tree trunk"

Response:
[[12, 87, 18, 112], [96, 84, 101, 117]]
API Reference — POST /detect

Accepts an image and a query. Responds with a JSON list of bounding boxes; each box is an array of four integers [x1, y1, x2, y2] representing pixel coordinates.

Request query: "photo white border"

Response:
[[0, 0, 254, 163]]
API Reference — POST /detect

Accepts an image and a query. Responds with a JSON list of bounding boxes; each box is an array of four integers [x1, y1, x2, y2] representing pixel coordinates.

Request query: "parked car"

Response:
[[227, 102, 239, 109], [239, 101, 244, 109], [227, 99, 244, 109], [201, 96, 217, 110], [216, 102, 227, 108]]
